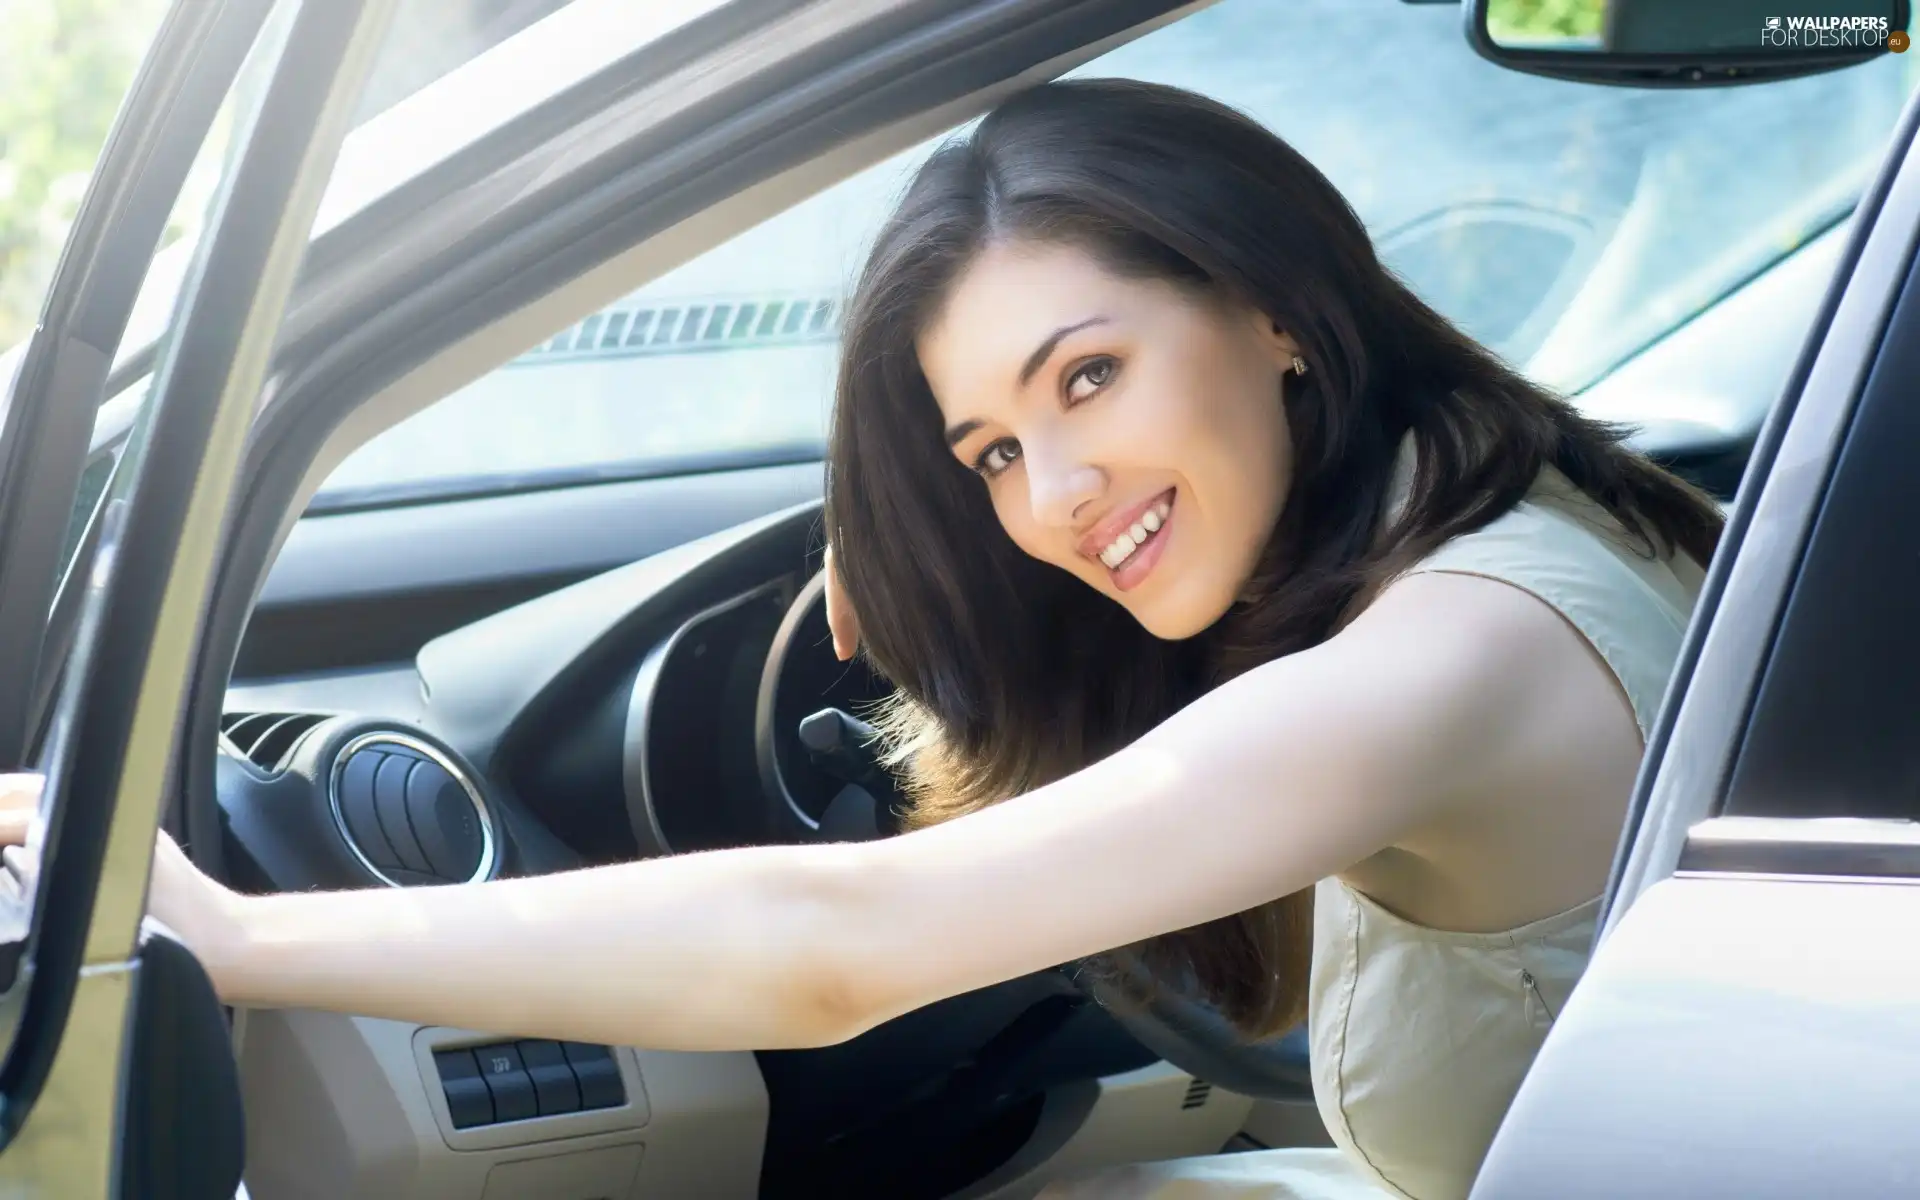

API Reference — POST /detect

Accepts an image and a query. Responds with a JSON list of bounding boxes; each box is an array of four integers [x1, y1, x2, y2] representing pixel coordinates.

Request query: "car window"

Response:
[[0, 1, 172, 351], [5, 0, 575, 573], [3, 4, 248, 587], [313, 0, 1920, 512], [0, 0, 574, 355], [4, 0, 718, 581], [356, 0, 578, 124]]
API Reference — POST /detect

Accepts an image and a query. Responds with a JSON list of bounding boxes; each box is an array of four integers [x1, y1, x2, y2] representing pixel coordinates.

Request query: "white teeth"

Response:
[[1098, 497, 1174, 570]]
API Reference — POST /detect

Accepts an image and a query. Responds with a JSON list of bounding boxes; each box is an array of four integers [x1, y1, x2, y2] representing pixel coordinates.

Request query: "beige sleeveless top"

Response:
[[1303, 453, 1704, 1200], [1040, 450, 1706, 1200]]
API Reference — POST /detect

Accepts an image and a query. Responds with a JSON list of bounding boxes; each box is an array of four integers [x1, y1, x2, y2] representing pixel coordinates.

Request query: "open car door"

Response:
[[0, 1, 397, 1195]]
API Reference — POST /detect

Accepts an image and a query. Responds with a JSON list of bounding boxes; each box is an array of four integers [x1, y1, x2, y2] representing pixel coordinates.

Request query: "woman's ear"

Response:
[[1257, 314, 1303, 368]]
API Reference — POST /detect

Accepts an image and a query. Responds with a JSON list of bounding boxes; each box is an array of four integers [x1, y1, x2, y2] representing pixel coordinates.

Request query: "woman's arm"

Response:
[[829, 568, 1614, 1029], [13, 569, 1617, 1050], [219, 835, 882, 1049]]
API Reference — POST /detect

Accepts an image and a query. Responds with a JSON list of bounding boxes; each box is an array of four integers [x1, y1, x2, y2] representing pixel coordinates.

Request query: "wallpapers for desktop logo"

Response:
[[1761, 14, 1899, 48]]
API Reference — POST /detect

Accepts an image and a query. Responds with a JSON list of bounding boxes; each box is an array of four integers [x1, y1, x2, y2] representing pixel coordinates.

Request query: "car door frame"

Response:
[[0, 0, 279, 772], [0, 0, 401, 1192], [1597, 85, 1920, 936], [0, 0, 1214, 1193], [0, 0, 282, 1175]]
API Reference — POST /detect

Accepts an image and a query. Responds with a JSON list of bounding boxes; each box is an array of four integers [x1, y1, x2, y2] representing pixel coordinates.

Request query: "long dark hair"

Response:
[[824, 79, 1721, 1039]]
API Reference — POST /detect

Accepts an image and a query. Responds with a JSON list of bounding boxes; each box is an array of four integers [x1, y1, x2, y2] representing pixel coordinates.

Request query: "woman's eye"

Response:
[[973, 438, 1022, 478], [1066, 356, 1117, 403]]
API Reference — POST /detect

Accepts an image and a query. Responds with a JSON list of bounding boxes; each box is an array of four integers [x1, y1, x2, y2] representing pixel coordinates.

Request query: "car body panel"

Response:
[[0, 0, 284, 1192], [1474, 874, 1920, 1199]]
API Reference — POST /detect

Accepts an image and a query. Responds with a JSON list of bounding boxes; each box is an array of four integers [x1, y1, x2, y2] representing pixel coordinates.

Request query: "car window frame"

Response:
[[1601, 83, 1920, 936], [1711, 180, 1920, 825], [0, 1, 274, 772]]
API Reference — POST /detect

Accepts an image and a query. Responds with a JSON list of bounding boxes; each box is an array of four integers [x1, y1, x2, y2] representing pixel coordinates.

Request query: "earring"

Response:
[[1291, 355, 1309, 376]]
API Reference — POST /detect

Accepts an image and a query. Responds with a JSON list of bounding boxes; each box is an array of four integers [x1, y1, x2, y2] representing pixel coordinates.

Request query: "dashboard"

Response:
[[215, 501, 899, 896], [212, 498, 1183, 1200]]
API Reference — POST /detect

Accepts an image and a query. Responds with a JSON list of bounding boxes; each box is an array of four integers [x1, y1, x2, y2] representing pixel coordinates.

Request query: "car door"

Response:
[[1469, 85, 1920, 1199], [0, 0, 400, 1195]]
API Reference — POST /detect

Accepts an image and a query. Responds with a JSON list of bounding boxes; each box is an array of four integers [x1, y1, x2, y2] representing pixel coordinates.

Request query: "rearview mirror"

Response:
[[1468, 0, 1910, 86]]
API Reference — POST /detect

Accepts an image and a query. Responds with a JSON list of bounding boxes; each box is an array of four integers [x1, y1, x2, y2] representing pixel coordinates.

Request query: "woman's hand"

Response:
[[143, 823, 249, 980], [0, 773, 247, 988], [0, 773, 43, 850], [824, 544, 861, 661]]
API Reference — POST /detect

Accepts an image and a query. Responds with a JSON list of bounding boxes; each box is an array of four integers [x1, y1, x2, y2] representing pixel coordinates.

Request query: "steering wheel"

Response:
[[755, 572, 1314, 1102]]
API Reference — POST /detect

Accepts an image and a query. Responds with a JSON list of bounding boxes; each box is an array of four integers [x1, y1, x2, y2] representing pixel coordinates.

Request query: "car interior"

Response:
[[12, 0, 1911, 1197]]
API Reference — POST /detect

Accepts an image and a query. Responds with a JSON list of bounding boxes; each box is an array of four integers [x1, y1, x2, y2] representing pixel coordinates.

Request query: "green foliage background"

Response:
[[1486, 0, 1608, 42], [0, 0, 570, 350], [0, 0, 169, 347]]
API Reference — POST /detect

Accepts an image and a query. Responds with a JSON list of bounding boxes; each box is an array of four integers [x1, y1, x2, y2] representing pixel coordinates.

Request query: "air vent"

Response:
[[1181, 1078, 1213, 1110], [514, 293, 840, 365], [329, 733, 494, 888], [219, 711, 327, 773]]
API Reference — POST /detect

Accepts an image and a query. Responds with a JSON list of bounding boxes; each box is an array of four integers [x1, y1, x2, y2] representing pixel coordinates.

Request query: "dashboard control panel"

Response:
[[434, 1040, 627, 1129]]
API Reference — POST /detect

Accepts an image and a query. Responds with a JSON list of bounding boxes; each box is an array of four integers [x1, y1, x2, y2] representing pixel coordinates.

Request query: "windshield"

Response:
[[316, 0, 1917, 505], [1093, 0, 1911, 389]]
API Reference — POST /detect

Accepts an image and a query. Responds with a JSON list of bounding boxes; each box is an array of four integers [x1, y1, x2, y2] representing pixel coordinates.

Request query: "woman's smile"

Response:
[[1083, 488, 1176, 591], [919, 240, 1298, 640]]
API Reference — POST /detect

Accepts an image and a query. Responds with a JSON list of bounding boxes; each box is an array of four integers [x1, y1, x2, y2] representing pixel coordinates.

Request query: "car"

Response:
[[0, 0, 1912, 1197]]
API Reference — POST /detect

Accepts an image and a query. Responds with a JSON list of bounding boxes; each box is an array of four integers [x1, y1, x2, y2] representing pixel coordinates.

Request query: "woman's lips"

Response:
[[1078, 488, 1176, 562], [1109, 490, 1175, 592]]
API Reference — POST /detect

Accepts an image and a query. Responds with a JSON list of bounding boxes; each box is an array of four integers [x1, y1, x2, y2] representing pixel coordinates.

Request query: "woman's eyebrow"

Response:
[[1018, 316, 1110, 386], [943, 315, 1114, 447]]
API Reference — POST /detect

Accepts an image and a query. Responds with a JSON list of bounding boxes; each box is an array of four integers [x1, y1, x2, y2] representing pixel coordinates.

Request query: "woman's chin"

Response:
[[1125, 582, 1237, 642]]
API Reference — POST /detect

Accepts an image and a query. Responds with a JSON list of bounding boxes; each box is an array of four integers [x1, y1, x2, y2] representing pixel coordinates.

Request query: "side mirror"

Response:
[[1467, 0, 1910, 86]]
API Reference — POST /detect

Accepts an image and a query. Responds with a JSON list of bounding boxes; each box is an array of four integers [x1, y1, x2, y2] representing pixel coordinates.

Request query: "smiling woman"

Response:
[[919, 245, 1299, 635], [795, 83, 1716, 1200], [826, 73, 1714, 1042]]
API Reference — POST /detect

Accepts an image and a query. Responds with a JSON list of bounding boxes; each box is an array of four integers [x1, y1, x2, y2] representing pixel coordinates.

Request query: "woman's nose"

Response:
[[1024, 440, 1105, 529]]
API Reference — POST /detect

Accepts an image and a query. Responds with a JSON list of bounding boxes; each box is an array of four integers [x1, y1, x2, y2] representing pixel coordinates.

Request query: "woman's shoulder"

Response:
[[1415, 465, 1701, 603], [1400, 468, 1704, 738]]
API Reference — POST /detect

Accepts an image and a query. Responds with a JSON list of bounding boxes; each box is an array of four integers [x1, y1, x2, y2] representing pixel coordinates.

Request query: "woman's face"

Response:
[[918, 239, 1300, 640]]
